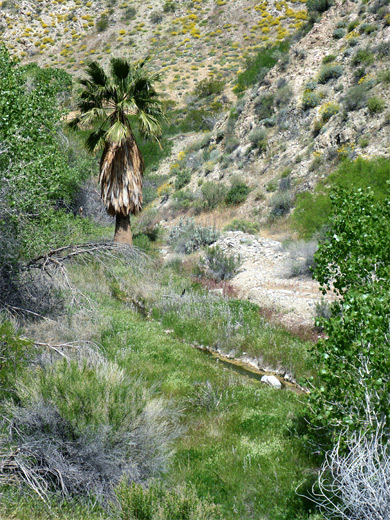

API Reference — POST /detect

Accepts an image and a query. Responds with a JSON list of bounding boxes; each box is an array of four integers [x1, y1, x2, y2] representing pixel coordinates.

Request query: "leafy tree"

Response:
[[308, 188, 390, 441], [69, 58, 165, 244]]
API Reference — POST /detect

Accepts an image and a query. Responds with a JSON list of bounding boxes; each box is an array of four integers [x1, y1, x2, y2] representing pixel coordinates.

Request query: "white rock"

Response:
[[261, 375, 282, 389]]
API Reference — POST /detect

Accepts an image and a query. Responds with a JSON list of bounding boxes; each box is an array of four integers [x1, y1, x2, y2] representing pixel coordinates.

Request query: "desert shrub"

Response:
[[315, 298, 332, 321], [282, 240, 318, 278], [360, 22, 377, 34], [1, 359, 180, 500], [333, 27, 346, 39], [320, 102, 339, 121], [342, 83, 370, 111], [174, 169, 192, 190], [322, 54, 337, 65], [248, 127, 267, 152], [168, 218, 219, 254], [317, 64, 343, 84], [201, 182, 228, 210], [223, 219, 260, 235], [200, 246, 241, 282], [225, 182, 251, 205], [116, 480, 222, 520], [171, 189, 197, 211], [274, 84, 293, 109], [367, 96, 385, 114], [377, 69, 390, 84], [269, 191, 294, 217], [180, 109, 218, 132], [224, 137, 239, 153], [302, 91, 322, 110], [150, 11, 162, 23], [347, 19, 360, 32], [96, 14, 109, 32], [307, 0, 333, 13], [194, 78, 225, 99], [234, 42, 289, 93], [162, 1, 175, 12], [253, 94, 274, 120], [279, 175, 291, 191], [123, 6, 137, 19], [266, 180, 278, 192], [375, 41, 390, 59], [352, 47, 374, 66]]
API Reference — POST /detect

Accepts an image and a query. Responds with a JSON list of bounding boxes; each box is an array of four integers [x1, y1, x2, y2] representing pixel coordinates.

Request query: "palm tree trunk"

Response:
[[114, 214, 133, 245]]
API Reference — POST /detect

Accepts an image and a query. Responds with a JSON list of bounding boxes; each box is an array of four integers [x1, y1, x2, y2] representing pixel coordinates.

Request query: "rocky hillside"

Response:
[[0, 0, 307, 100], [152, 0, 390, 230]]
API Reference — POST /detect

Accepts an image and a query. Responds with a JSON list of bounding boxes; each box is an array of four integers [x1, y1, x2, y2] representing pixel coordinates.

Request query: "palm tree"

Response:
[[69, 58, 165, 244]]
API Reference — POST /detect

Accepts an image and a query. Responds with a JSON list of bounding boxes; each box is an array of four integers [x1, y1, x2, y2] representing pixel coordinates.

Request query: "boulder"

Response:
[[261, 375, 282, 389]]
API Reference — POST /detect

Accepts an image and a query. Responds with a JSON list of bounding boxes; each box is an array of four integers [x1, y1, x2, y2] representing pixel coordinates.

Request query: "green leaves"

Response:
[[308, 187, 390, 444]]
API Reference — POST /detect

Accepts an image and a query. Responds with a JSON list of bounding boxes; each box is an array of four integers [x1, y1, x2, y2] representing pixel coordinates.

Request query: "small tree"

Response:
[[308, 187, 390, 440]]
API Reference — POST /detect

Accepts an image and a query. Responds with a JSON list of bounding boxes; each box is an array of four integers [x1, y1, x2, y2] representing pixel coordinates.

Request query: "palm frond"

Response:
[[85, 61, 109, 87], [85, 128, 106, 153], [105, 120, 130, 144], [137, 110, 162, 141], [66, 115, 81, 132], [110, 57, 131, 81]]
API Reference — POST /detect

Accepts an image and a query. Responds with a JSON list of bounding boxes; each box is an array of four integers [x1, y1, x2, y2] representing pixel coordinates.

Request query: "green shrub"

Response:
[[168, 218, 219, 254], [333, 27, 346, 39], [96, 14, 109, 32], [342, 83, 370, 111], [171, 189, 197, 210], [174, 169, 192, 190], [320, 102, 339, 121], [274, 84, 292, 108], [201, 246, 241, 281], [308, 188, 390, 441], [163, 1, 175, 12], [225, 182, 251, 205], [116, 480, 222, 520], [201, 181, 228, 210], [266, 179, 278, 192], [377, 69, 390, 84], [317, 64, 343, 84], [302, 91, 322, 110], [292, 157, 390, 238], [307, 0, 333, 13], [322, 54, 337, 64], [224, 137, 239, 153], [123, 6, 136, 19], [269, 191, 294, 217], [194, 78, 225, 98], [223, 219, 260, 234], [150, 11, 162, 23], [367, 96, 385, 114], [234, 41, 289, 93], [352, 48, 374, 66], [248, 127, 267, 152]]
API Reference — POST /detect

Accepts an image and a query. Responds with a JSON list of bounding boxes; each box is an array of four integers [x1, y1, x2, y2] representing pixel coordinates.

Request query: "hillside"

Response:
[[1, 0, 307, 100]]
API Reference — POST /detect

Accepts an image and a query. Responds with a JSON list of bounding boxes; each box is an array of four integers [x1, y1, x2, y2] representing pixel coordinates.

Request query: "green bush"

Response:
[[234, 42, 289, 93], [174, 169, 192, 190], [367, 96, 385, 114], [302, 91, 322, 110], [194, 78, 225, 99], [123, 6, 137, 19], [248, 127, 267, 152], [168, 218, 220, 254], [116, 480, 222, 520], [333, 27, 346, 39], [347, 19, 360, 32], [308, 188, 390, 441], [225, 182, 251, 205], [317, 64, 343, 84], [96, 14, 109, 32], [342, 83, 370, 111], [292, 157, 390, 238], [320, 102, 339, 121], [254, 94, 275, 119], [163, 1, 175, 12], [201, 246, 241, 281], [322, 54, 337, 64], [223, 219, 260, 234], [352, 48, 374, 66], [171, 189, 197, 211], [307, 0, 333, 13], [201, 181, 228, 210], [269, 191, 294, 217]]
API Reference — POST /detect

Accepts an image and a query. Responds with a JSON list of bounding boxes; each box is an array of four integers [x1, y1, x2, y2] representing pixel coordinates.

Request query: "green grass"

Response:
[[0, 255, 318, 520], [291, 157, 390, 238]]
